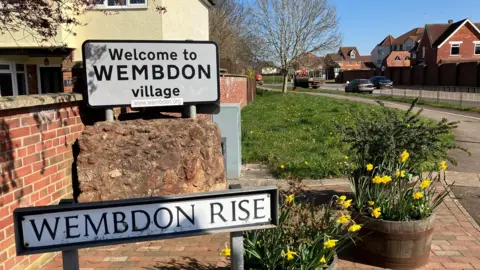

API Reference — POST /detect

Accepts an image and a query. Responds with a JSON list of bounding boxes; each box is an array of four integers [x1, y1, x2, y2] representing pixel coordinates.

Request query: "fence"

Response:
[[338, 61, 480, 90], [375, 88, 480, 107]]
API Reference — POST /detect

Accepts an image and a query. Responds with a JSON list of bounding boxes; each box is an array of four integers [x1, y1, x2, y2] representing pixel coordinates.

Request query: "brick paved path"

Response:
[[39, 184, 480, 270]]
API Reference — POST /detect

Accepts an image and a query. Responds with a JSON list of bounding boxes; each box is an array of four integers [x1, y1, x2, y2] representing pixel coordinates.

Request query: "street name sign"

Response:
[[82, 40, 220, 110], [14, 186, 278, 255]]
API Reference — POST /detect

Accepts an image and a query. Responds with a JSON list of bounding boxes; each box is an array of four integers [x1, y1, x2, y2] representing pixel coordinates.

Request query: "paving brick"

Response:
[[441, 262, 474, 269]]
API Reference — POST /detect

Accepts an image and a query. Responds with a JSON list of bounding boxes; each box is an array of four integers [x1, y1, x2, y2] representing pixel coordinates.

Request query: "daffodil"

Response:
[[344, 156, 349, 160], [372, 207, 381, 218], [372, 175, 383, 184], [368, 201, 375, 206], [343, 199, 352, 209], [366, 163, 374, 171], [337, 214, 351, 224], [440, 161, 448, 171], [284, 249, 297, 260], [320, 256, 327, 264], [304, 161, 309, 165], [324, 239, 338, 249], [348, 224, 362, 232], [413, 192, 423, 200], [220, 247, 231, 257], [285, 194, 295, 204], [337, 195, 346, 204], [420, 179, 432, 189], [280, 164, 285, 169], [400, 150, 410, 163], [381, 175, 392, 184], [395, 170, 406, 178], [407, 124, 411, 128]]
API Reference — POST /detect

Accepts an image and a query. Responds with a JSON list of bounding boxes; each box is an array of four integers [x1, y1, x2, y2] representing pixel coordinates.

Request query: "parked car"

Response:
[[370, 76, 393, 89], [345, 79, 375, 93]]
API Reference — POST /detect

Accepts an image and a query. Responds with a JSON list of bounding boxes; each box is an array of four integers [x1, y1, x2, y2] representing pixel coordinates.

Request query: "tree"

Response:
[[0, 0, 166, 46], [209, 0, 259, 73], [250, 0, 341, 93]]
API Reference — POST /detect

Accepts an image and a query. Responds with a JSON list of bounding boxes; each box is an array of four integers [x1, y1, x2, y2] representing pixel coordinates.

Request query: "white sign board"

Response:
[[82, 40, 220, 108], [14, 187, 278, 255]]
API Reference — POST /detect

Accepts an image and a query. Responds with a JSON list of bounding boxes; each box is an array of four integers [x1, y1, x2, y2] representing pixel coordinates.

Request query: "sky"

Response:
[[331, 0, 480, 56]]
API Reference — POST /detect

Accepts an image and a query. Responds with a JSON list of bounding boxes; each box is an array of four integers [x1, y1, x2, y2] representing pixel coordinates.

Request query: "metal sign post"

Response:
[[229, 184, 244, 270]]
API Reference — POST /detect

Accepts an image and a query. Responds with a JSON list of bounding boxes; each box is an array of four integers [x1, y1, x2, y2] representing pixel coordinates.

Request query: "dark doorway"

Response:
[[40, 67, 63, 94]]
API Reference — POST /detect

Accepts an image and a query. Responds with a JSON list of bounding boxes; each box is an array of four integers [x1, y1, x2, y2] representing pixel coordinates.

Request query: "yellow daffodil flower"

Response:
[[366, 163, 374, 171], [220, 247, 231, 257], [348, 224, 362, 232], [407, 124, 411, 128], [284, 249, 297, 260], [336, 214, 351, 224], [400, 150, 410, 163], [368, 201, 375, 206], [320, 256, 326, 264], [343, 199, 352, 209], [413, 192, 423, 200], [440, 161, 448, 171], [381, 175, 392, 184], [372, 175, 383, 184], [395, 170, 406, 178], [344, 156, 349, 160], [372, 207, 381, 218], [280, 164, 285, 169], [324, 239, 338, 249], [304, 161, 309, 165], [285, 194, 295, 204], [420, 179, 432, 189]]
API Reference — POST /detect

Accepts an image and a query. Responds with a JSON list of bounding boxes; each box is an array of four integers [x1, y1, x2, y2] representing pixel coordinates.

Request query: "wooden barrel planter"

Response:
[[326, 254, 338, 270], [353, 213, 436, 269]]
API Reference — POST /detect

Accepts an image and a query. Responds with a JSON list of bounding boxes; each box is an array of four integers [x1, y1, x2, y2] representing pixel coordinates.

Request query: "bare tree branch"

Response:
[[250, 0, 342, 93]]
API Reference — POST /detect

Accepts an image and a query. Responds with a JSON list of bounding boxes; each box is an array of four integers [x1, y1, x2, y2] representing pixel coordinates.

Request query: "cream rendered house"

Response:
[[0, 0, 214, 97]]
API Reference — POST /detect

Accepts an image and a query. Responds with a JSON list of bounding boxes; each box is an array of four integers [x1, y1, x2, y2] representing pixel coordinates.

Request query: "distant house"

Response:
[[384, 51, 411, 67], [416, 18, 480, 66], [325, 47, 363, 70], [293, 52, 323, 71], [391, 27, 424, 52], [371, 35, 395, 68], [261, 67, 280, 74], [360, 55, 376, 69]]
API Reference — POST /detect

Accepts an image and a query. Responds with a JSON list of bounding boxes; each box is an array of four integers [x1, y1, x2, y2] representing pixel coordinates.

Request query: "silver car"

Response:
[[345, 79, 375, 94]]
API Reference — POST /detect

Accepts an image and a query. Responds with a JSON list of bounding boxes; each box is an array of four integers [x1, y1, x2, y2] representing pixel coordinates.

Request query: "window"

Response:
[[451, 44, 460, 56], [350, 51, 356, 58], [378, 48, 383, 55], [475, 44, 480, 55], [399, 45, 403, 50], [405, 45, 412, 51], [93, 0, 146, 9], [422, 46, 425, 58], [0, 63, 28, 97], [395, 56, 401, 60], [413, 52, 417, 59], [348, 61, 352, 66], [405, 56, 411, 60]]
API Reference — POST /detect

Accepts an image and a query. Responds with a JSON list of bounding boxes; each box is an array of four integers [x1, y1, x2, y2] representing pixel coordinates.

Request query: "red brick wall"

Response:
[[418, 31, 437, 66], [339, 61, 362, 70], [220, 76, 248, 108], [437, 23, 480, 63], [0, 101, 84, 270]]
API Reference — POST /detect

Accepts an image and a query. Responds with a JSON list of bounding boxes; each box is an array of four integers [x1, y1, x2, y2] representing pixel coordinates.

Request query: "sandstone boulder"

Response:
[[76, 118, 226, 202]]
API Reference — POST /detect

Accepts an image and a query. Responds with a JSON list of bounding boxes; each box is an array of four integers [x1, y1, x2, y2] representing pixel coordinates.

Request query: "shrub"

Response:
[[243, 183, 361, 269]]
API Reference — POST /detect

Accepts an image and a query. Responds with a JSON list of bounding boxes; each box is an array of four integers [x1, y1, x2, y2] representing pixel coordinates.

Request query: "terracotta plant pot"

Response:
[[353, 212, 436, 269]]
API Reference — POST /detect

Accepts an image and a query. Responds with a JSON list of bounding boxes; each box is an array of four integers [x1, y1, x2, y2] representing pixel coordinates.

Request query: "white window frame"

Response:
[[350, 51, 356, 59], [450, 43, 461, 56], [474, 42, 480, 55], [92, 0, 147, 10], [0, 62, 29, 97]]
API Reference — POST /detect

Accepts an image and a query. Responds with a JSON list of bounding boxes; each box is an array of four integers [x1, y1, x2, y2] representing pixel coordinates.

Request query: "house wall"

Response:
[[418, 31, 437, 66], [385, 54, 411, 67], [0, 95, 84, 270], [339, 61, 362, 70], [371, 45, 391, 68], [436, 23, 480, 63], [161, 0, 210, 41]]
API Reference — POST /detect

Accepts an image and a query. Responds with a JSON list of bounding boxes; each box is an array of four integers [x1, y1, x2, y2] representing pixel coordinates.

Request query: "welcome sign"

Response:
[[14, 187, 278, 255], [82, 40, 220, 108]]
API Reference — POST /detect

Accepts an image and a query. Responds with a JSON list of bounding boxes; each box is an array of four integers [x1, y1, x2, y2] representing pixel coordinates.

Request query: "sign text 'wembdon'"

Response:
[[82, 40, 220, 108], [14, 187, 278, 255]]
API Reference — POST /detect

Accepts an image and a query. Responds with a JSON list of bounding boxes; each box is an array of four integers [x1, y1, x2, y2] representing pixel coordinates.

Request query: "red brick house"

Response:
[[416, 18, 480, 66], [384, 51, 411, 67], [325, 47, 363, 70]]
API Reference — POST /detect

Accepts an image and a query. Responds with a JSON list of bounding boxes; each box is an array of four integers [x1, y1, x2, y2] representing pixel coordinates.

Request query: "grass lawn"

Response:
[[242, 91, 455, 180], [262, 85, 480, 113]]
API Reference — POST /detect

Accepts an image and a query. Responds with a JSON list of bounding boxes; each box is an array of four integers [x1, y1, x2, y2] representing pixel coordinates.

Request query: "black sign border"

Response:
[[14, 186, 278, 255], [81, 39, 221, 110]]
